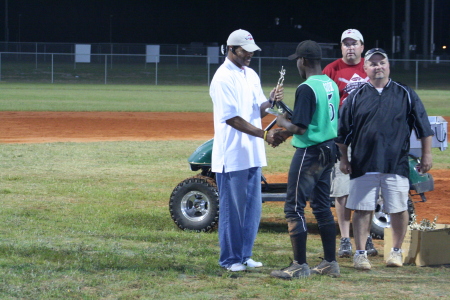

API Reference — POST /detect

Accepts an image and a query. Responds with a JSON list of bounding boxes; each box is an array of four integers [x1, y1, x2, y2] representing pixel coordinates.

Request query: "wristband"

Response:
[[263, 130, 268, 141], [268, 98, 274, 105]]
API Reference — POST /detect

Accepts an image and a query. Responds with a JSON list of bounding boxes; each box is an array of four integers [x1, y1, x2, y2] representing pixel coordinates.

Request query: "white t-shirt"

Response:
[[210, 58, 267, 173]]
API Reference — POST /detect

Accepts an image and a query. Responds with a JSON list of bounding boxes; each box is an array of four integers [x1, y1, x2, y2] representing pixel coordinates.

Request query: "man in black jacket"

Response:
[[336, 48, 433, 270]]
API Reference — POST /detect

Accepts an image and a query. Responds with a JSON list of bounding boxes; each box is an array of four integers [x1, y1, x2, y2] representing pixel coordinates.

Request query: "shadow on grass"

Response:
[[0, 243, 219, 274], [113, 212, 174, 231], [112, 212, 321, 237], [259, 221, 320, 234]]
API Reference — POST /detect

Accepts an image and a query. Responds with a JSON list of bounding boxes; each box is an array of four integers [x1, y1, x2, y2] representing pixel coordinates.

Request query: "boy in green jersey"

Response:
[[271, 40, 341, 279]]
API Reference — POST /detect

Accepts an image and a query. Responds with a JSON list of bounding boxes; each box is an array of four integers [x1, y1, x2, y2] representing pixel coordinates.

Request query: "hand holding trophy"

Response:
[[265, 66, 286, 116]]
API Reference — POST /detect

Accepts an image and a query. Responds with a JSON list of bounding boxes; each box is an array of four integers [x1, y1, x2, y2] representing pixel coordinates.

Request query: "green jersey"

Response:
[[291, 75, 340, 148]]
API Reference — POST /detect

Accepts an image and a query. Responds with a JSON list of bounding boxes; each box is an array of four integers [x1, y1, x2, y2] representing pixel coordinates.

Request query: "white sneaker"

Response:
[[227, 263, 246, 272], [353, 252, 371, 270], [244, 258, 263, 268], [386, 250, 403, 267]]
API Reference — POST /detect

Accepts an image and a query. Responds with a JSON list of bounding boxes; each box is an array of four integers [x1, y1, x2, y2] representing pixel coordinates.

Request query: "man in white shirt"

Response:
[[210, 29, 284, 272]]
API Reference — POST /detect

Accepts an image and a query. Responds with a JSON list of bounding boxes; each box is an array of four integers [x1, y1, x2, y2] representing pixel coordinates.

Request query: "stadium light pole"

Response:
[[403, 0, 411, 61], [109, 15, 113, 44], [391, 0, 395, 58], [5, 0, 9, 42], [423, 0, 429, 59], [109, 15, 113, 69], [430, 0, 435, 57], [18, 14, 21, 43]]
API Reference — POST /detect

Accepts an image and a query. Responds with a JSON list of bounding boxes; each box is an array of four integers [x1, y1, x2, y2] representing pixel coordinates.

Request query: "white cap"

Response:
[[227, 29, 261, 52], [341, 29, 364, 43]]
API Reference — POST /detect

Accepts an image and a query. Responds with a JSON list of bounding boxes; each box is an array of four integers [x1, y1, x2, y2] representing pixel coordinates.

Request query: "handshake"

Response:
[[264, 128, 291, 148]]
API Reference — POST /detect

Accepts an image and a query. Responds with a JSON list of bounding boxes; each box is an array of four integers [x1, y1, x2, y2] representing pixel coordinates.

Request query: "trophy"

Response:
[[265, 66, 286, 116]]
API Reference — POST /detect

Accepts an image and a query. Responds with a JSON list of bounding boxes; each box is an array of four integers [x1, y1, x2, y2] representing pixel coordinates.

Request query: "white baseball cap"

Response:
[[227, 29, 261, 52], [341, 29, 364, 43]]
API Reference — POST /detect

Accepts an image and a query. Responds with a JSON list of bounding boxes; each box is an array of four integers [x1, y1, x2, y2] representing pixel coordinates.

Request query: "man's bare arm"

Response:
[[226, 116, 284, 145], [336, 143, 352, 174], [419, 135, 433, 173]]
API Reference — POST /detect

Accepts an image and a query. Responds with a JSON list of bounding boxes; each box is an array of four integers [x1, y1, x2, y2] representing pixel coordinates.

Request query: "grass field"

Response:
[[0, 82, 449, 116], [1, 83, 449, 299]]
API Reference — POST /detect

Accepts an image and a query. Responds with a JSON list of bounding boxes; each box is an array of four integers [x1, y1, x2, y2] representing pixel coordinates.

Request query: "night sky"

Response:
[[4, 0, 450, 55]]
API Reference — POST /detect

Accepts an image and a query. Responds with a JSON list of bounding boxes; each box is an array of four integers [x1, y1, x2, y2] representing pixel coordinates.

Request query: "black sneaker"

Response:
[[270, 261, 310, 280], [310, 259, 341, 278], [338, 237, 352, 258], [365, 236, 378, 257]]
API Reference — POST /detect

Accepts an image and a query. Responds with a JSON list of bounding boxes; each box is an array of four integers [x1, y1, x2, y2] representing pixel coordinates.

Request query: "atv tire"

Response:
[[169, 175, 219, 232], [370, 195, 415, 239]]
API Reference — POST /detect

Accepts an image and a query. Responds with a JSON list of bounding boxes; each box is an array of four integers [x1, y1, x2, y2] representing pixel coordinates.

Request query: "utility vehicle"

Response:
[[169, 102, 446, 239]]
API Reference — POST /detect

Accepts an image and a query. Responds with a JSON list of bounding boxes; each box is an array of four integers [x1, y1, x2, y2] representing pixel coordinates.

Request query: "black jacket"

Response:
[[336, 79, 434, 179]]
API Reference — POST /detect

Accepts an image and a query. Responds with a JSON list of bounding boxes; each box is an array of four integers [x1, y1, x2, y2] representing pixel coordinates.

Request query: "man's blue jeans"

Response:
[[216, 167, 262, 268]]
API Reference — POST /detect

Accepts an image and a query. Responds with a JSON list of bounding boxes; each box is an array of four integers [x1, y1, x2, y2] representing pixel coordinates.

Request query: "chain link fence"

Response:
[[0, 43, 449, 90], [1, 41, 336, 57]]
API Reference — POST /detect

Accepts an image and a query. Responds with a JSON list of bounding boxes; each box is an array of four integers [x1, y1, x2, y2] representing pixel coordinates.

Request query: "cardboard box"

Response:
[[384, 224, 450, 266]]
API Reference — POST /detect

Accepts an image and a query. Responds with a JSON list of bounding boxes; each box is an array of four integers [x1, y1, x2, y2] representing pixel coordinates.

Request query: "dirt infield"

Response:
[[1, 111, 449, 224]]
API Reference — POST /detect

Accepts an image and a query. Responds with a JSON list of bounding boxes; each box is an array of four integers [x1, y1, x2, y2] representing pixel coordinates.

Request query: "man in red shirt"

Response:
[[323, 29, 368, 105], [323, 29, 376, 258]]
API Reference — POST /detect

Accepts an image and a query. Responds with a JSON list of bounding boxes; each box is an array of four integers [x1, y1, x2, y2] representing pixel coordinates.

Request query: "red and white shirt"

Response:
[[323, 58, 369, 106]]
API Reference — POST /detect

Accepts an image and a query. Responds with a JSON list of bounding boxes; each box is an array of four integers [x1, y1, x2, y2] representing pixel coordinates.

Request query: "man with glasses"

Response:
[[322, 29, 376, 259], [210, 29, 284, 272], [336, 48, 433, 270]]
